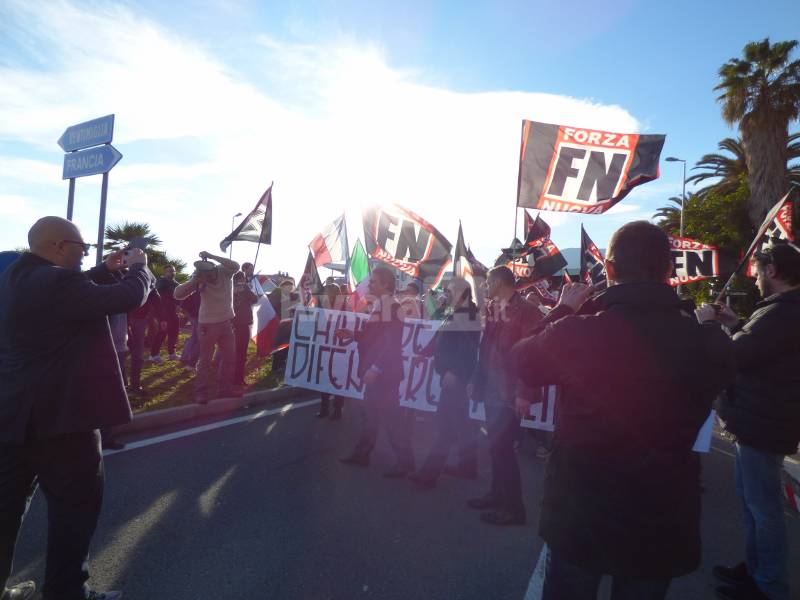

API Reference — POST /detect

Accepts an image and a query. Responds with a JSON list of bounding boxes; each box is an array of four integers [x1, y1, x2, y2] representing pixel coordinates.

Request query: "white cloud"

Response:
[[0, 0, 649, 277]]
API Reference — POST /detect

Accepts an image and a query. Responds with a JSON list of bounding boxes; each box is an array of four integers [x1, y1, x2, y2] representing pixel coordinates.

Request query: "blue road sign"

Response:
[[57, 114, 114, 152], [62, 144, 123, 179]]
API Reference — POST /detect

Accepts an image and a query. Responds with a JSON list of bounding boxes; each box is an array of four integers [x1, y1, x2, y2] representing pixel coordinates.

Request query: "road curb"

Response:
[[114, 386, 316, 436]]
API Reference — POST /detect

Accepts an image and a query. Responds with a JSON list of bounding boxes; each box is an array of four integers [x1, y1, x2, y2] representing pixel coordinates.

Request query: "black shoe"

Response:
[[408, 471, 436, 489], [714, 584, 770, 600], [443, 464, 478, 480], [480, 509, 527, 526], [339, 454, 369, 467], [383, 465, 412, 478], [1, 581, 36, 600], [102, 438, 125, 451], [466, 493, 501, 510], [316, 410, 329, 419], [713, 563, 754, 587], [87, 592, 123, 600]]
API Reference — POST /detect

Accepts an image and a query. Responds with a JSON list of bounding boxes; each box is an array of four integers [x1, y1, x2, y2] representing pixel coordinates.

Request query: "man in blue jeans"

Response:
[[514, 222, 735, 599], [697, 242, 800, 600]]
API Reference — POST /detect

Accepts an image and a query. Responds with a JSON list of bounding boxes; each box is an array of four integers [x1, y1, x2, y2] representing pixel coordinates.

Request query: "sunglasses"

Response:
[[59, 240, 93, 256]]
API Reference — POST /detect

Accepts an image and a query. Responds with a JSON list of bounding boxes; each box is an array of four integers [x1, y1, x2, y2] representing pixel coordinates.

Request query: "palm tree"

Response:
[[104, 221, 184, 275], [686, 138, 747, 199], [104, 222, 162, 253], [715, 38, 800, 226], [688, 134, 800, 199], [653, 197, 683, 233]]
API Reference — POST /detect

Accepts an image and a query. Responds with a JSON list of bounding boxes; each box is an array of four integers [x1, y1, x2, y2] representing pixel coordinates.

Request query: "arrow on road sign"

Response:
[[62, 144, 123, 179], [57, 114, 115, 152]]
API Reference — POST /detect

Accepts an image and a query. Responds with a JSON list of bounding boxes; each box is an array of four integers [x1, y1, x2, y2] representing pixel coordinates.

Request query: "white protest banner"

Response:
[[286, 308, 716, 448], [469, 386, 557, 432], [284, 307, 442, 412]]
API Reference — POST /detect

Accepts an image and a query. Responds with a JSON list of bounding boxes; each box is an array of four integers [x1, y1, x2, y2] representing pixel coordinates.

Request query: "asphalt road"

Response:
[[8, 398, 800, 600]]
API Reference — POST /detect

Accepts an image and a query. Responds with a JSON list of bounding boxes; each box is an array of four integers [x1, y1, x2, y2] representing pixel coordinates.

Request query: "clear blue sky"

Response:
[[1, 0, 798, 274]]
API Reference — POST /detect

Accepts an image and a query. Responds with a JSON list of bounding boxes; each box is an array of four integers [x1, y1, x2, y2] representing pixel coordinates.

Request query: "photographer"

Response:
[[174, 251, 240, 403], [697, 242, 800, 600], [0, 216, 153, 600]]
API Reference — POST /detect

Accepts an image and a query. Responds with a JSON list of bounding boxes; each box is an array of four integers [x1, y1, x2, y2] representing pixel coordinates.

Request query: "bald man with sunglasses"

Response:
[[0, 216, 154, 600]]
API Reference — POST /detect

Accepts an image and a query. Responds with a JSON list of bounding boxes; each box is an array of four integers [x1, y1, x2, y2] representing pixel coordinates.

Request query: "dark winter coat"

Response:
[[473, 292, 542, 406], [432, 306, 480, 382], [233, 286, 258, 327], [155, 277, 179, 317], [354, 297, 404, 385], [719, 287, 800, 455], [512, 282, 735, 578], [0, 253, 153, 443]]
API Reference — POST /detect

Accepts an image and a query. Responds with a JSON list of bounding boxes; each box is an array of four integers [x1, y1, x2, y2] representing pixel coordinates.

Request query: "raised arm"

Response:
[[199, 251, 239, 272]]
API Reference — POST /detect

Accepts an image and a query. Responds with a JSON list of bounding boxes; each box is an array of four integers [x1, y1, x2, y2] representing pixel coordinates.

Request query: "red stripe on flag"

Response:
[[310, 234, 333, 267]]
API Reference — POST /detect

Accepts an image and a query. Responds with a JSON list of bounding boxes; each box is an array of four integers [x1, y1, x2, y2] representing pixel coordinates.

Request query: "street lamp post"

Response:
[[230, 212, 242, 259], [665, 157, 687, 237], [665, 156, 687, 294]]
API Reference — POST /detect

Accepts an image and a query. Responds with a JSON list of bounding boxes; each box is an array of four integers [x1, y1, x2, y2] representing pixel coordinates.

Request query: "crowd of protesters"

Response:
[[0, 215, 798, 600]]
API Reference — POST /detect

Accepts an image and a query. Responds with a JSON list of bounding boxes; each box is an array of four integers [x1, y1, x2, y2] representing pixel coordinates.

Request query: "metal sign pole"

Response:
[[66, 178, 76, 220], [96, 171, 109, 266]]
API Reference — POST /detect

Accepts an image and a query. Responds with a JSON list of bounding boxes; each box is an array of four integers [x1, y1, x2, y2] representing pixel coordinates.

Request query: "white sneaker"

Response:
[[149, 355, 163, 364], [168, 353, 180, 360], [183, 365, 196, 373]]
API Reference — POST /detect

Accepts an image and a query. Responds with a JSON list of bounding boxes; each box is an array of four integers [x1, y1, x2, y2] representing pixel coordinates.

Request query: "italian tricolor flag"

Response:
[[348, 239, 370, 309]]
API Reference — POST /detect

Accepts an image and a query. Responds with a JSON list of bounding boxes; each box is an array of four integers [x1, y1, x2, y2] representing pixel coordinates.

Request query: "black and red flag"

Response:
[[516, 120, 665, 214], [363, 203, 452, 288], [717, 192, 795, 300], [453, 222, 488, 303], [299, 252, 323, 307], [744, 193, 795, 277], [522, 213, 568, 280], [580, 225, 605, 285], [523, 210, 536, 237], [668, 236, 720, 287]]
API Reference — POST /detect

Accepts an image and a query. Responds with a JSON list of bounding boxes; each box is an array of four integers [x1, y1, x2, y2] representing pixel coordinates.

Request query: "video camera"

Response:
[[121, 236, 148, 267]]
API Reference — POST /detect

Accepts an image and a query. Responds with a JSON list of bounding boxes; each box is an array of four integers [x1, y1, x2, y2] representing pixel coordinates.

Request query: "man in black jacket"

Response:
[[149, 264, 179, 361], [513, 221, 735, 599], [409, 277, 481, 489], [698, 242, 800, 600], [0, 216, 153, 600], [468, 266, 542, 526], [337, 267, 413, 476]]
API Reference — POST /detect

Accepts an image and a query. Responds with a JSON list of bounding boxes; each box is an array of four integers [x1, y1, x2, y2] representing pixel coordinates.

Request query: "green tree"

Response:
[[658, 178, 760, 312], [715, 38, 800, 226]]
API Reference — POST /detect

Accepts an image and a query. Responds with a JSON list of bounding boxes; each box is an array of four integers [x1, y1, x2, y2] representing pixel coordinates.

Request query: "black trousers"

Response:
[[418, 379, 478, 478], [150, 312, 179, 356], [353, 381, 415, 470], [486, 404, 525, 516], [0, 431, 104, 600], [233, 323, 252, 386], [319, 393, 344, 414]]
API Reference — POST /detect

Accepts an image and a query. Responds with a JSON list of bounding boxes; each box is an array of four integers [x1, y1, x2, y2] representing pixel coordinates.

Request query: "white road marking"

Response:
[[104, 398, 321, 456]]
